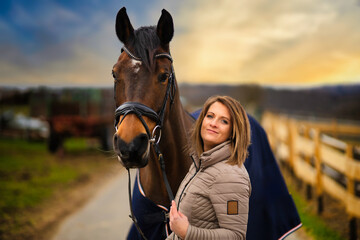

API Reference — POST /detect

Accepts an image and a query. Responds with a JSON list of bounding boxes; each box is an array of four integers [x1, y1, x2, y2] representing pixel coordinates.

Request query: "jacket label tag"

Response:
[[227, 200, 238, 215]]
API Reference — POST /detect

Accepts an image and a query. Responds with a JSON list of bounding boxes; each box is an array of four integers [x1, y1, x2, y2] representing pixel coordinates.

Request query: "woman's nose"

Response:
[[209, 119, 217, 127]]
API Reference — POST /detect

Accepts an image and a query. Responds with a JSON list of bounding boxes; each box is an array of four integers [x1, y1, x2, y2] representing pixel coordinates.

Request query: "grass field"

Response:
[[0, 137, 118, 240], [290, 188, 346, 240], [287, 182, 347, 240]]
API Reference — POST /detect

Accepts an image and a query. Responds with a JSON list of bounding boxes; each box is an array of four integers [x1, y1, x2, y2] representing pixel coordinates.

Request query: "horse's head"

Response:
[[112, 7, 176, 169]]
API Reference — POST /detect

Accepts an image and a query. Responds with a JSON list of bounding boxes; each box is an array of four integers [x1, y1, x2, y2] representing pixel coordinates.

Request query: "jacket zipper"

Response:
[[177, 155, 201, 211]]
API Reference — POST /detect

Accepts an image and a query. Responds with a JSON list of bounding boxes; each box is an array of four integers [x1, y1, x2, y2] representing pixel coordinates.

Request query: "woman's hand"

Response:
[[169, 200, 189, 239]]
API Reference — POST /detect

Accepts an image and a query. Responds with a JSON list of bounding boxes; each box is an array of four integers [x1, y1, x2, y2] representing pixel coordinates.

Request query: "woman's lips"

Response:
[[207, 129, 218, 134]]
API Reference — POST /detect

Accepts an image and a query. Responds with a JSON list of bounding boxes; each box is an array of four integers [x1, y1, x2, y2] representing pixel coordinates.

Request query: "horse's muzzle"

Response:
[[113, 133, 150, 168]]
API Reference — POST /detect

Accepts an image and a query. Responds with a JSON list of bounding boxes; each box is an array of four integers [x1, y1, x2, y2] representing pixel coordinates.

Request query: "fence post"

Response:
[[289, 120, 302, 190], [269, 113, 277, 154], [314, 129, 323, 215], [346, 144, 357, 240], [303, 125, 312, 200], [288, 120, 294, 175]]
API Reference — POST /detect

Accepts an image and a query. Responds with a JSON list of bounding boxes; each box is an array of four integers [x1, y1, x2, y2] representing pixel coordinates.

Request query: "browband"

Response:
[[121, 46, 173, 62]]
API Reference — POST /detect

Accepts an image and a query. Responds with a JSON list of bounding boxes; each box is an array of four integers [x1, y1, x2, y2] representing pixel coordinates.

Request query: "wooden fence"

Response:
[[261, 112, 360, 240]]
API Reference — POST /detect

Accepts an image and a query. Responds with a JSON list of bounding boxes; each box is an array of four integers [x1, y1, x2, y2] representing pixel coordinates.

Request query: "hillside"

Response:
[[179, 83, 360, 122]]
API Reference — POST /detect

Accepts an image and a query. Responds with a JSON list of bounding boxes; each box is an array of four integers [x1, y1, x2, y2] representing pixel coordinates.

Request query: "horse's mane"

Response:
[[131, 26, 161, 71]]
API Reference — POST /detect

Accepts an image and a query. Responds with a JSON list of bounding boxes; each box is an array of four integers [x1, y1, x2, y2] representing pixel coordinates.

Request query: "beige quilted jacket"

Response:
[[166, 141, 251, 240]]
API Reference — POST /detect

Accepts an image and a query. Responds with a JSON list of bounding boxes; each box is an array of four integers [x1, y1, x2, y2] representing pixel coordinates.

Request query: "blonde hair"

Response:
[[191, 96, 251, 166]]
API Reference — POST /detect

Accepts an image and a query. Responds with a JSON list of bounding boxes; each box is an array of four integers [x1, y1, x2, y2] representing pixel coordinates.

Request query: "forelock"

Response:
[[132, 26, 160, 70]]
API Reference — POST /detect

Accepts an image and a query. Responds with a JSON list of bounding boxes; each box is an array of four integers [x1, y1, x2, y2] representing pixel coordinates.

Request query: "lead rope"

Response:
[[127, 168, 148, 240], [153, 143, 174, 201]]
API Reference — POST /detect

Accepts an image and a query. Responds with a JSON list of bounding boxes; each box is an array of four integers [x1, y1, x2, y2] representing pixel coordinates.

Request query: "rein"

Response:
[[115, 46, 176, 239]]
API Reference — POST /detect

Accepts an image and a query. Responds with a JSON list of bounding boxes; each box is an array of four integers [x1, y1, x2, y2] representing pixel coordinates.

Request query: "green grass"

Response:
[[0, 105, 30, 115], [0, 137, 115, 239], [64, 138, 88, 151], [288, 185, 346, 240], [0, 139, 79, 215]]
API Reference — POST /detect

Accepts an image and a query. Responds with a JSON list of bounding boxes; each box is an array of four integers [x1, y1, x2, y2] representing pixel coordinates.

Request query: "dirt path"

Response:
[[51, 168, 135, 240]]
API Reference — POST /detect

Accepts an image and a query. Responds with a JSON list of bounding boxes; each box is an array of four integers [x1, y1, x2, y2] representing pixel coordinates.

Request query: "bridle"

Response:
[[114, 46, 176, 239], [114, 46, 176, 140]]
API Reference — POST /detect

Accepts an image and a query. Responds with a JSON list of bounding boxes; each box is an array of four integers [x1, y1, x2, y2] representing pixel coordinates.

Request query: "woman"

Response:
[[166, 95, 251, 240]]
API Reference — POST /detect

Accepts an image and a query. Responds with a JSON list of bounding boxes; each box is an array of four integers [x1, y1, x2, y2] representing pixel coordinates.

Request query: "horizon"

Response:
[[1, 82, 360, 92]]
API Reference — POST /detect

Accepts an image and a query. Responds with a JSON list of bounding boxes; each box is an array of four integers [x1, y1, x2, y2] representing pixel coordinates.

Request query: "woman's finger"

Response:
[[171, 200, 178, 216], [171, 200, 177, 209]]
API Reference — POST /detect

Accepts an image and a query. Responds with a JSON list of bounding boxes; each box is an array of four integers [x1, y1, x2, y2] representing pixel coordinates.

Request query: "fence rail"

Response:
[[262, 112, 360, 239]]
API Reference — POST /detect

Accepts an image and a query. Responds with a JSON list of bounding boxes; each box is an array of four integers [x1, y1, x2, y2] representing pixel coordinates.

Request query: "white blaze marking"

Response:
[[131, 59, 142, 73]]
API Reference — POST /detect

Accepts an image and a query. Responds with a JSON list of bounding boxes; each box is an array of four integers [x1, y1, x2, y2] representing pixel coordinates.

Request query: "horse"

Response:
[[112, 7, 194, 239], [112, 7, 301, 240]]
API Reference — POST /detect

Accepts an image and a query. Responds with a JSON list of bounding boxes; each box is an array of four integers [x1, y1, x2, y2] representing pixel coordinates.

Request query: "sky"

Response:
[[1, 0, 360, 87]]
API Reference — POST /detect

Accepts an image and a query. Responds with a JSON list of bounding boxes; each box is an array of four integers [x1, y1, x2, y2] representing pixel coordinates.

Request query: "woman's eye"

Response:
[[158, 73, 168, 83], [221, 120, 229, 124], [206, 114, 213, 119]]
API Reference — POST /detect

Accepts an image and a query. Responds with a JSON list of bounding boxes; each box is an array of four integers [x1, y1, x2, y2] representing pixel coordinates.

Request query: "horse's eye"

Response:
[[158, 73, 168, 83], [112, 70, 116, 79]]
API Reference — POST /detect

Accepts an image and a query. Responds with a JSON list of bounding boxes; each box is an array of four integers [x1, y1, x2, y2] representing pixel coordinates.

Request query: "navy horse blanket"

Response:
[[127, 113, 301, 240], [127, 172, 170, 239]]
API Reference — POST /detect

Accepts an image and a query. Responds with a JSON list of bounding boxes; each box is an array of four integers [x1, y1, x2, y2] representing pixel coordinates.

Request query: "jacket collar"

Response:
[[194, 141, 231, 169]]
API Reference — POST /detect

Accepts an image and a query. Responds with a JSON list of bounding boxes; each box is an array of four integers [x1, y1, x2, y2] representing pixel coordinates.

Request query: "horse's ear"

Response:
[[157, 9, 174, 45], [115, 7, 134, 44]]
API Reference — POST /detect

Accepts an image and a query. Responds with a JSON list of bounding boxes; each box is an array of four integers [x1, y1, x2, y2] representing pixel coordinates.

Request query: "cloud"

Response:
[[0, 43, 116, 87], [1, 0, 360, 87], [0, 1, 122, 87], [0, 19, 119, 87], [170, 0, 360, 85]]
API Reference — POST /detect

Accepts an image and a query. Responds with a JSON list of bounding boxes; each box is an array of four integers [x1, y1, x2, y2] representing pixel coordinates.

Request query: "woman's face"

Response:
[[201, 101, 232, 152]]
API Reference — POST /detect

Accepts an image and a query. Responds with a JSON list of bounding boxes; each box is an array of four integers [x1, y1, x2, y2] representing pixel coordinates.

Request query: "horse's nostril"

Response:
[[131, 134, 148, 151], [139, 134, 148, 144], [119, 149, 129, 159], [114, 133, 149, 166]]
